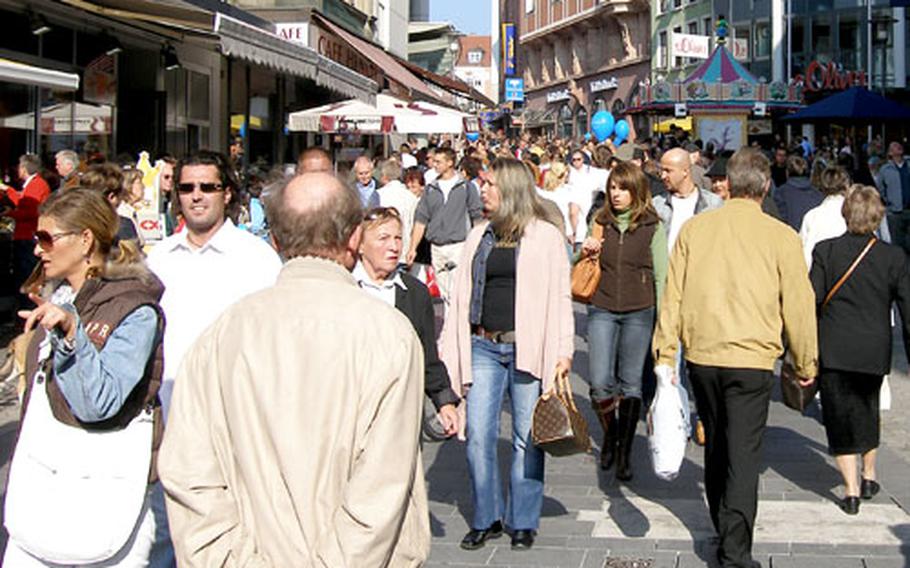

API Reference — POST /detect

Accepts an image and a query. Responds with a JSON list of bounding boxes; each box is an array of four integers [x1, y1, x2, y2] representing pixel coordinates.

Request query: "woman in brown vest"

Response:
[[579, 162, 669, 480], [4, 188, 165, 567]]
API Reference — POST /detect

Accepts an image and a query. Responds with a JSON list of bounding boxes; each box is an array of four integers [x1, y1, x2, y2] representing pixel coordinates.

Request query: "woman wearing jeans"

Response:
[[579, 162, 668, 480], [440, 158, 574, 552]]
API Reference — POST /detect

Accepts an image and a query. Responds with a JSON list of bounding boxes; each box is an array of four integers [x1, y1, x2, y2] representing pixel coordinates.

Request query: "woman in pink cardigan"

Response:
[[440, 157, 575, 553]]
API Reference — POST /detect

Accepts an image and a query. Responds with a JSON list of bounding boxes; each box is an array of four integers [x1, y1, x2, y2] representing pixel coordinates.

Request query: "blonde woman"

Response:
[[5, 188, 164, 566], [441, 158, 574, 552], [537, 161, 580, 243]]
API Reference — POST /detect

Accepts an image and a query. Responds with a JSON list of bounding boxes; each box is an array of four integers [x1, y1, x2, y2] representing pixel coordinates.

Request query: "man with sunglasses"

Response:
[[147, 151, 282, 417], [146, 151, 282, 565]]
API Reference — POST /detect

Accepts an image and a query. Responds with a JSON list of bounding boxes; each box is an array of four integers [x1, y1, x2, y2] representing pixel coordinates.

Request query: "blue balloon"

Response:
[[590, 111, 615, 143], [613, 119, 630, 145], [466, 132, 480, 142], [238, 122, 247, 138], [584, 132, 592, 141]]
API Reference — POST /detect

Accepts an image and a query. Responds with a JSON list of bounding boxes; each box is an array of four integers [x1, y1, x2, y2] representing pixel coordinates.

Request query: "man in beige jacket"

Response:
[[158, 172, 430, 567], [653, 147, 817, 568]]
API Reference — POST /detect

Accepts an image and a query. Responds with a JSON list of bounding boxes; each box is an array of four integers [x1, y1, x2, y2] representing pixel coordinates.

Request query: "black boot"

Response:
[[615, 397, 642, 482], [592, 397, 619, 470]]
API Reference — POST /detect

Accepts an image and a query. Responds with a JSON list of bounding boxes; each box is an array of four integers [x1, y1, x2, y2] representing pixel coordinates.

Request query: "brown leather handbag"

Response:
[[531, 369, 591, 456], [571, 221, 604, 303]]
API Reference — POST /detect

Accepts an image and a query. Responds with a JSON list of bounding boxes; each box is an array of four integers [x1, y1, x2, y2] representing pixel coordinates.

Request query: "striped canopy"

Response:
[[684, 45, 757, 84]]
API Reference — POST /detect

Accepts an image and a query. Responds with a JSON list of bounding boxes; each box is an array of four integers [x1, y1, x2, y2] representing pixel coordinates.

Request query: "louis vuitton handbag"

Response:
[[532, 369, 591, 456], [571, 222, 604, 303]]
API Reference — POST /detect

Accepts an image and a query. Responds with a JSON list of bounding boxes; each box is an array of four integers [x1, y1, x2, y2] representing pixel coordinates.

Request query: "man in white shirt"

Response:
[[376, 158, 418, 255], [400, 143, 418, 169], [652, 147, 723, 445], [567, 150, 602, 248], [147, 151, 283, 416]]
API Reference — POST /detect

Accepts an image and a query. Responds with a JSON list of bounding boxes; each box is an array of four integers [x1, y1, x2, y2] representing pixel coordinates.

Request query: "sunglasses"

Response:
[[176, 182, 224, 194], [34, 230, 76, 250], [364, 207, 401, 222]]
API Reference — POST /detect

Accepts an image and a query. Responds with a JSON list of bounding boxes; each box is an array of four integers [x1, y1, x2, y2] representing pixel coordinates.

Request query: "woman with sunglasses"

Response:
[[578, 162, 668, 480], [4, 188, 165, 567], [352, 206, 461, 436], [440, 158, 574, 552]]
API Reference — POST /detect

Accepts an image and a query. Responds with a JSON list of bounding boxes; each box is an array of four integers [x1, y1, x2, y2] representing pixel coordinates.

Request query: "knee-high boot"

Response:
[[615, 397, 642, 482], [592, 397, 619, 470]]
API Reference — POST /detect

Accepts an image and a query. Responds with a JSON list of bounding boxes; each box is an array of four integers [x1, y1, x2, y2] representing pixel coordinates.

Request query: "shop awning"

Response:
[[311, 12, 441, 103], [215, 14, 376, 103], [0, 58, 80, 91]]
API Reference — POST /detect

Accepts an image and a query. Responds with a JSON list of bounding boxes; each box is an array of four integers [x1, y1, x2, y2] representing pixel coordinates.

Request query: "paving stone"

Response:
[[487, 546, 586, 567], [768, 555, 863, 567], [427, 542, 496, 565], [862, 557, 910, 568]]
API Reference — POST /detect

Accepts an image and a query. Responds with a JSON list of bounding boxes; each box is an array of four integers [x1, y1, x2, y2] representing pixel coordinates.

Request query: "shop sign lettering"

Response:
[[590, 77, 618, 93], [794, 60, 867, 93]]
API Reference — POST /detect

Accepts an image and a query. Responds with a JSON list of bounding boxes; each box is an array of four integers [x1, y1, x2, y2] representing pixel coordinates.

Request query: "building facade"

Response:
[[517, 0, 651, 139], [650, 0, 714, 83], [453, 36, 496, 106]]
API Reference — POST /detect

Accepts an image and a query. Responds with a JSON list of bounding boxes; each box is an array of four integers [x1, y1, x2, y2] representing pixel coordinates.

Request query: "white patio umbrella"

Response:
[[0, 102, 112, 133], [288, 93, 477, 134]]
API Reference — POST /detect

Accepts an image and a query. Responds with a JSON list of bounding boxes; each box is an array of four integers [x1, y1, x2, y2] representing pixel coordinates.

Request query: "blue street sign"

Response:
[[505, 78, 524, 102]]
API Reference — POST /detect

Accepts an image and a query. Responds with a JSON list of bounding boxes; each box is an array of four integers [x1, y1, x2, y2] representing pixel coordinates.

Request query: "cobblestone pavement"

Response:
[[421, 305, 910, 568], [0, 307, 908, 567]]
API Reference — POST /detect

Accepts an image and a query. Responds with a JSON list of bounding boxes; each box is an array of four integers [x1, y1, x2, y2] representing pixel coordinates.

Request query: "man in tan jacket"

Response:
[[653, 147, 818, 568], [158, 172, 430, 567]]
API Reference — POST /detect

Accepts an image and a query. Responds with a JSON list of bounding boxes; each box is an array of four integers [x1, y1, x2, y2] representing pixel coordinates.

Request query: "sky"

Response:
[[430, 0, 491, 35]]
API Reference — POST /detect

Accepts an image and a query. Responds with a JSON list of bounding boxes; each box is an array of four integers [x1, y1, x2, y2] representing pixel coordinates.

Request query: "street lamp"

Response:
[[871, 13, 897, 94]]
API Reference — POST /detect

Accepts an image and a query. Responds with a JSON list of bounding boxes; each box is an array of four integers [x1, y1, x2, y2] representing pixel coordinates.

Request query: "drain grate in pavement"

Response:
[[603, 558, 654, 568]]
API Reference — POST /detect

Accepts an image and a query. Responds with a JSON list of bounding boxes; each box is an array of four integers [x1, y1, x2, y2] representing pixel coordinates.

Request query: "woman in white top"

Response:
[[536, 161, 578, 243], [799, 166, 852, 269]]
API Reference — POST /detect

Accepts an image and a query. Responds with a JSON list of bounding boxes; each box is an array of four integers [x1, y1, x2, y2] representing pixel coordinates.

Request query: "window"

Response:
[[703, 16, 712, 38], [687, 21, 699, 65], [754, 22, 770, 59], [673, 26, 683, 67], [658, 30, 668, 69], [525, 0, 534, 13], [467, 49, 483, 64], [734, 26, 751, 61], [673, 0, 682, 8]]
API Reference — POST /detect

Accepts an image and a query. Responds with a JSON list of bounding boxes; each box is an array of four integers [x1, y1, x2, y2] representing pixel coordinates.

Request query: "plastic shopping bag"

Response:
[[647, 364, 688, 481]]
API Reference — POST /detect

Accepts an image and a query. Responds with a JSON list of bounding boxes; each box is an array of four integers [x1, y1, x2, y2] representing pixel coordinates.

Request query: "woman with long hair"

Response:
[[441, 158, 574, 552], [4, 188, 165, 567], [578, 162, 668, 479]]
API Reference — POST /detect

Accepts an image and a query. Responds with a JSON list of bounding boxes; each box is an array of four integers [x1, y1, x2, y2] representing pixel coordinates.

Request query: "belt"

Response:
[[472, 325, 516, 344]]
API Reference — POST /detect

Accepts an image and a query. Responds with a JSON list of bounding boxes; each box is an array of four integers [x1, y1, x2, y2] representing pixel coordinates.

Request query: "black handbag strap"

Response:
[[823, 237, 876, 308]]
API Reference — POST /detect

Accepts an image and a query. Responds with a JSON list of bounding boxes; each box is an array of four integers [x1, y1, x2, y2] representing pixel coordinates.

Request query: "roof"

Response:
[[399, 58, 495, 108], [685, 44, 758, 85], [783, 86, 910, 122], [456, 36, 491, 67]]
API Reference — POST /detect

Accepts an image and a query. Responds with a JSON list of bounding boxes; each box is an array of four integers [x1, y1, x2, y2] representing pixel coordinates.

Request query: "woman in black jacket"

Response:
[[353, 206, 460, 436], [809, 185, 910, 515]]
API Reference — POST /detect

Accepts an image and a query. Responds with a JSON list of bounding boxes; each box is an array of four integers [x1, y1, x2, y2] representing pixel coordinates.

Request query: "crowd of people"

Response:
[[0, 126, 908, 568]]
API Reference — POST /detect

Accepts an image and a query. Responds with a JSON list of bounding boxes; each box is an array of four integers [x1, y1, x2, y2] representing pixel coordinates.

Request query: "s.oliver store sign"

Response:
[[794, 60, 867, 93]]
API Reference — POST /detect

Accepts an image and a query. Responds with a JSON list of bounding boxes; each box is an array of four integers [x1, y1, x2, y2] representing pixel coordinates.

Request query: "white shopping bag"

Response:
[[880, 374, 891, 411], [647, 365, 688, 481]]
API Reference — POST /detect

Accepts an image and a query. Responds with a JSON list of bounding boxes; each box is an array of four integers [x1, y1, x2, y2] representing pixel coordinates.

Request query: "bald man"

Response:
[[296, 147, 332, 175], [652, 147, 723, 445], [353, 155, 380, 208], [160, 172, 431, 567]]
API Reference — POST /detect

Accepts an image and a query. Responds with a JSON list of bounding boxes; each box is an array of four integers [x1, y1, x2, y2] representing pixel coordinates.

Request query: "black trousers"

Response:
[[688, 363, 773, 568]]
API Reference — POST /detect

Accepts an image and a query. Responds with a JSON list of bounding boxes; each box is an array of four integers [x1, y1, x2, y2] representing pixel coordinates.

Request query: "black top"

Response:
[[394, 272, 460, 410], [810, 233, 910, 375], [480, 244, 516, 332]]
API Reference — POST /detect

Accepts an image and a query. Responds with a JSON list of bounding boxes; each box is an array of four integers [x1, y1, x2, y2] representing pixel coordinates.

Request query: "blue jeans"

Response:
[[466, 336, 544, 531], [587, 306, 655, 402]]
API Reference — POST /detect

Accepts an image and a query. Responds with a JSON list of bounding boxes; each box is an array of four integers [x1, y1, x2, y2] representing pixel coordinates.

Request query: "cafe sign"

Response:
[[547, 88, 571, 104], [590, 77, 618, 93], [794, 60, 867, 93]]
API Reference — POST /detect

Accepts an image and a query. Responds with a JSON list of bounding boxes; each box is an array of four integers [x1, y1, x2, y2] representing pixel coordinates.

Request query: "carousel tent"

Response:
[[684, 44, 757, 85]]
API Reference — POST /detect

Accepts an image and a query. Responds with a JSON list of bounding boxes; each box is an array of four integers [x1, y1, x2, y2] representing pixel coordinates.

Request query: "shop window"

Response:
[[557, 104, 572, 139], [43, 27, 75, 65], [575, 106, 588, 137], [593, 98, 607, 113], [611, 99, 625, 117], [0, 9, 38, 57], [166, 67, 211, 157]]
